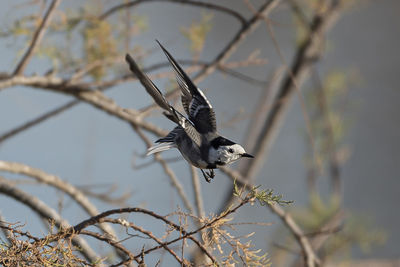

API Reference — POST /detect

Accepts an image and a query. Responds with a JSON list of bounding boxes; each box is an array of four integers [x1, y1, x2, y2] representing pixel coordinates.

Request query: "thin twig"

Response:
[[99, 0, 246, 27], [190, 166, 204, 218], [0, 56, 265, 143], [79, 230, 138, 266], [0, 213, 15, 245], [139, 0, 282, 114], [118, 219, 185, 265], [0, 99, 79, 144], [13, 0, 61, 76], [311, 67, 342, 197]]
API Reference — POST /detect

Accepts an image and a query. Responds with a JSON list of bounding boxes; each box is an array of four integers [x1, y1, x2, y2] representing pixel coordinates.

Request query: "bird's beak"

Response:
[[242, 153, 254, 158]]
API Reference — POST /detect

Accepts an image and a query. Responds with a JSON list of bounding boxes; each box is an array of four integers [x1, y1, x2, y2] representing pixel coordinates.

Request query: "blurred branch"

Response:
[[0, 99, 79, 144], [99, 0, 247, 27], [220, 167, 321, 267], [214, 1, 344, 266], [13, 0, 61, 76], [77, 185, 132, 206], [287, 0, 310, 29], [247, 0, 343, 175], [269, 202, 321, 267], [132, 126, 194, 214], [325, 259, 400, 267], [308, 211, 345, 250], [0, 74, 169, 136], [0, 178, 102, 264], [0, 56, 266, 144], [156, 154, 195, 214], [139, 0, 281, 114], [194, 0, 281, 80], [190, 165, 204, 218], [311, 68, 342, 197]]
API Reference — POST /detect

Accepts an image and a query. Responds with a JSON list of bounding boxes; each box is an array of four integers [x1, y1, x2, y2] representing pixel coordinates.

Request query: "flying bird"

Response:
[[125, 41, 253, 182]]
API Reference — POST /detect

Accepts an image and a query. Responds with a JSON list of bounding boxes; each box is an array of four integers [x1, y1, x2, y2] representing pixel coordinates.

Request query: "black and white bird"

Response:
[[125, 41, 253, 182]]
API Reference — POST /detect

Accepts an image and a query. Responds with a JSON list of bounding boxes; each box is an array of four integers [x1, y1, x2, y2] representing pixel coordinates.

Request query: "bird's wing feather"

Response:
[[126, 54, 171, 112], [125, 53, 202, 146], [156, 40, 217, 134], [157, 126, 201, 147], [147, 143, 176, 156]]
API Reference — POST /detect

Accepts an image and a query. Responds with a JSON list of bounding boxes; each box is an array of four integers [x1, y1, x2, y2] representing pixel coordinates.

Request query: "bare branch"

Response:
[[99, 0, 247, 27], [269, 203, 321, 267], [243, 0, 343, 177], [214, 1, 344, 266], [190, 165, 204, 218], [193, 0, 281, 81], [0, 99, 79, 144], [132, 126, 194, 214], [110, 219, 185, 265], [0, 56, 266, 144], [139, 0, 282, 114], [13, 0, 61, 76]]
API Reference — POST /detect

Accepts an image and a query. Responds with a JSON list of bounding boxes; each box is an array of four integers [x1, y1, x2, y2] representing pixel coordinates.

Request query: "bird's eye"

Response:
[[228, 148, 234, 153]]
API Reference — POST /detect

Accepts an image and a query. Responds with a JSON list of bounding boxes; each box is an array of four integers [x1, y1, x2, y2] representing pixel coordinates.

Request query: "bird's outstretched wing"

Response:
[[156, 40, 217, 135], [125, 53, 202, 146]]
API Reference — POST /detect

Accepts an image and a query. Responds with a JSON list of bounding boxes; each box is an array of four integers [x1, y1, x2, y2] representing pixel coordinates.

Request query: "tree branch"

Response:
[[0, 160, 126, 261], [0, 179, 102, 265], [139, 0, 282, 114], [99, 0, 246, 27], [0, 99, 79, 144], [13, 0, 61, 76]]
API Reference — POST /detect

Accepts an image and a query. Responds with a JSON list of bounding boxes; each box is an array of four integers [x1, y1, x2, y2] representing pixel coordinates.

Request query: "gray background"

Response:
[[0, 0, 399, 264]]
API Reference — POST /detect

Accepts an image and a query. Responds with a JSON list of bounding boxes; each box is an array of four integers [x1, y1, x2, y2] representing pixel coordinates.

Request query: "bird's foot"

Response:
[[207, 169, 215, 179], [201, 169, 215, 183]]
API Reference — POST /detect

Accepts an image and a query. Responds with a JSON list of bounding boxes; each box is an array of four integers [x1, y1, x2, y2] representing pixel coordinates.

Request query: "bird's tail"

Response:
[[146, 142, 176, 156]]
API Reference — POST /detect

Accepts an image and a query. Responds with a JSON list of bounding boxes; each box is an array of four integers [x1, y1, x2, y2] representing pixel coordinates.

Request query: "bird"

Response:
[[125, 41, 254, 182]]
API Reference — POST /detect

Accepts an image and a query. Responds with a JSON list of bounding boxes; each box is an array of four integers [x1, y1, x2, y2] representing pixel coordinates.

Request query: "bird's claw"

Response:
[[201, 169, 215, 183]]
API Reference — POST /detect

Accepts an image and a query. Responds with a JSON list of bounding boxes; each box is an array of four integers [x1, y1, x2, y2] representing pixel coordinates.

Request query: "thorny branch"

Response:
[[0, 161, 123, 253], [0, 179, 102, 264]]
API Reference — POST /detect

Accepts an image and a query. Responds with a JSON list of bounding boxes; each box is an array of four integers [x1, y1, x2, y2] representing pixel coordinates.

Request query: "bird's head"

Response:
[[218, 144, 254, 164], [210, 137, 254, 165]]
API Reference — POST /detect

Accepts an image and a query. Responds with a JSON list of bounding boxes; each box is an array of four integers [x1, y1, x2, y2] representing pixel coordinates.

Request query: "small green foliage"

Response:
[[181, 12, 213, 56], [82, 18, 117, 80], [251, 186, 293, 206], [233, 178, 243, 197], [233, 179, 293, 206]]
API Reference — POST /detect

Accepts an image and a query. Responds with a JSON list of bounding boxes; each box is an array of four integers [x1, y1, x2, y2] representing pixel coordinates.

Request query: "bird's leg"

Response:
[[207, 169, 215, 179], [200, 169, 211, 183]]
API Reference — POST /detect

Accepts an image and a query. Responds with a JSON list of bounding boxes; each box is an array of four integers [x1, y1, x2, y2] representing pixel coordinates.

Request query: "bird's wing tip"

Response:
[[125, 53, 133, 62]]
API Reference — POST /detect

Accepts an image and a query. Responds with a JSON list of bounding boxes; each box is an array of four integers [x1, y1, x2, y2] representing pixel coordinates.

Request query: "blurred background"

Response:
[[0, 0, 399, 266]]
